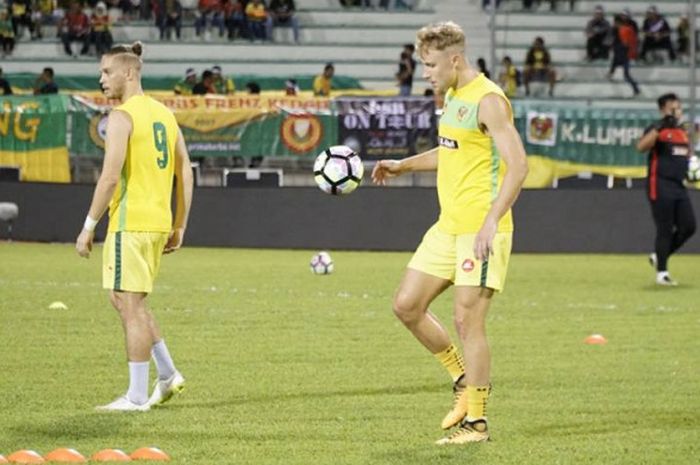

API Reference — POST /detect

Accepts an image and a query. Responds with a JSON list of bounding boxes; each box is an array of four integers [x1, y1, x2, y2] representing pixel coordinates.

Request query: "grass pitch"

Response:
[[0, 243, 697, 464]]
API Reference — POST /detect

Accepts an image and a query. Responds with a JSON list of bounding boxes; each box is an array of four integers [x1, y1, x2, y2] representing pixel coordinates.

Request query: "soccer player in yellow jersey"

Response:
[[75, 41, 194, 411], [372, 22, 529, 444]]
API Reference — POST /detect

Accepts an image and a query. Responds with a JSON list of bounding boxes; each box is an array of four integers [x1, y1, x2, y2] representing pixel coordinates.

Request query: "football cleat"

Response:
[[656, 274, 678, 286], [435, 419, 489, 445], [441, 375, 468, 429], [148, 370, 185, 407], [95, 395, 150, 412]]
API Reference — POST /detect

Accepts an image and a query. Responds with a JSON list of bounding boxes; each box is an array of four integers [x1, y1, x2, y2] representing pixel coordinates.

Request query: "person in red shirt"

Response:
[[223, 0, 244, 40], [608, 14, 639, 96], [195, 0, 225, 40], [60, 1, 89, 56]]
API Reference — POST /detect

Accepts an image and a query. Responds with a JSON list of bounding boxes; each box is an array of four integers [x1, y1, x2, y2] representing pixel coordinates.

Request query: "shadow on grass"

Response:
[[6, 412, 133, 442]]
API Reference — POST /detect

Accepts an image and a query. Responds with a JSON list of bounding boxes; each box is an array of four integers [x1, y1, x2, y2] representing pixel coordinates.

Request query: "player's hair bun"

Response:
[[131, 41, 143, 57]]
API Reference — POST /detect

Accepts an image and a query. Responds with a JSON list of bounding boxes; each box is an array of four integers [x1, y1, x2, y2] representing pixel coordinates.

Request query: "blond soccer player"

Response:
[[372, 22, 528, 444], [76, 41, 194, 411]]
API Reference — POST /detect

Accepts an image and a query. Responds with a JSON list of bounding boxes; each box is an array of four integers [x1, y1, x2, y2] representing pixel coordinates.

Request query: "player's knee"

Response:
[[392, 292, 422, 325]]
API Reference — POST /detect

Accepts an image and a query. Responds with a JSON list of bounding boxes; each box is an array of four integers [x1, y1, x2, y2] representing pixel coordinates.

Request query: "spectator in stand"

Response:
[[585, 5, 611, 61], [609, 14, 640, 97], [477, 57, 490, 79], [676, 14, 689, 62], [523, 36, 556, 97], [31, 0, 59, 40], [245, 81, 261, 94], [267, 0, 299, 43], [89, 2, 113, 56], [33, 67, 58, 94], [498, 55, 520, 98], [195, 0, 225, 40], [313, 62, 334, 96], [60, 1, 89, 56], [620, 9, 639, 61], [174, 67, 197, 95], [396, 44, 416, 96], [10, 0, 35, 39], [640, 5, 675, 63], [0, 67, 13, 95], [223, 0, 245, 40], [245, 0, 268, 41], [0, 8, 16, 56], [285, 78, 299, 95], [156, 0, 183, 40], [212, 65, 235, 94], [192, 69, 215, 95]]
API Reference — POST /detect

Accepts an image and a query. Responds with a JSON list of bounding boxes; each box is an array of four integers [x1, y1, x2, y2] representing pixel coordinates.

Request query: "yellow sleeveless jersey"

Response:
[[108, 95, 179, 233], [436, 73, 514, 234]]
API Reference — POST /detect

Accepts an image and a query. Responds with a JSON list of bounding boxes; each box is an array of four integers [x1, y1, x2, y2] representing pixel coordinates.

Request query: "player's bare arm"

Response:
[[75, 110, 132, 258], [474, 93, 529, 261], [371, 147, 439, 185], [636, 129, 658, 152], [164, 127, 194, 254]]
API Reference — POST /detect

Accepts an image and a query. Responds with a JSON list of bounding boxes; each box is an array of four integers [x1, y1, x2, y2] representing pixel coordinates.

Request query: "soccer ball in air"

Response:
[[313, 145, 364, 195], [688, 156, 700, 182], [310, 251, 334, 275]]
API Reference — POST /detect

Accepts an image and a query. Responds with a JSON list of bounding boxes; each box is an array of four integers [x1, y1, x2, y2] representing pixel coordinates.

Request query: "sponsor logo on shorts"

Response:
[[462, 259, 475, 272], [439, 136, 458, 149]]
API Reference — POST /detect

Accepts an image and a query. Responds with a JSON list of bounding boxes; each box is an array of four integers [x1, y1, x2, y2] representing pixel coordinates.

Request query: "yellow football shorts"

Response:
[[103, 231, 169, 293], [407, 223, 513, 291]]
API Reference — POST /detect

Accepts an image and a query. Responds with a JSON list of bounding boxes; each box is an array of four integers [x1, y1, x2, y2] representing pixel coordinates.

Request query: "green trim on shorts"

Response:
[[480, 259, 489, 287], [114, 232, 122, 291]]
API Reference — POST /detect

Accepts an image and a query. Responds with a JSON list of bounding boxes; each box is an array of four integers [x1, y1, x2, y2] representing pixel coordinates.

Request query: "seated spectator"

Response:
[[523, 36, 556, 97], [676, 14, 689, 62], [313, 62, 334, 96], [245, 0, 268, 41], [640, 5, 675, 63], [174, 67, 197, 95], [585, 5, 611, 60], [10, 0, 36, 39], [195, 0, 225, 40], [33, 67, 58, 94], [267, 0, 299, 43], [498, 55, 520, 98], [90, 2, 113, 56], [31, 0, 57, 40], [192, 69, 215, 95], [0, 8, 16, 56], [0, 67, 13, 95], [476, 57, 490, 79], [156, 0, 182, 40], [212, 65, 235, 94], [223, 0, 245, 40], [245, 81, 261, 94], [59, 1, 89, 56], [285, 78, 299, 95]]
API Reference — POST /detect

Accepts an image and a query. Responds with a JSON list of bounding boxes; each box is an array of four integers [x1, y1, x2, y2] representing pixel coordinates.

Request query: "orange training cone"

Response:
[[584, 334, 608, 345], [7, 450, 45, 464], [91, 450, 131, 462], [129, 448, 170, 461], [44, 449, 86, 463]]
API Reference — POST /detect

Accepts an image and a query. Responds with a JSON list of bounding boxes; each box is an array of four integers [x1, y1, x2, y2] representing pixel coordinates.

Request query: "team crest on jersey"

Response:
[[439, 136, 459, 149], [461, 259, 475, 272], [280, 114, 323, 153], [457, 106, 471, 122], [89, 113, 109, 149]]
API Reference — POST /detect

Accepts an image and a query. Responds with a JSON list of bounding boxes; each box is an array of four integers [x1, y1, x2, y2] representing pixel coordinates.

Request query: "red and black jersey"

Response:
[[644, 122, 690, 200]]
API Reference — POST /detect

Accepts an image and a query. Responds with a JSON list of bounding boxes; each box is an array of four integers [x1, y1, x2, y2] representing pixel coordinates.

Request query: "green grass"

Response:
[[0, 243, 698, 464]]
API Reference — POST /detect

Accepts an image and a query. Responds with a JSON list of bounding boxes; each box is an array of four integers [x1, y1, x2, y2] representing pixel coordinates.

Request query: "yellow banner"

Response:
[[525, 155, 647, 188], [0, 147, 70, 183]]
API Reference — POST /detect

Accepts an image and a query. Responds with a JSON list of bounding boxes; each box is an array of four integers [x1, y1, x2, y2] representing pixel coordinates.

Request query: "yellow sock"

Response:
[[434, 344, 465, 382], [466, 385, 490, 421]]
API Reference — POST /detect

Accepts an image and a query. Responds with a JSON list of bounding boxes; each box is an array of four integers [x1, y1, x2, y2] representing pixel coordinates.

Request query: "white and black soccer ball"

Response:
[[310, 251, 334, 275], [688, 155, 700, 182], [313, 145, 364, 195]]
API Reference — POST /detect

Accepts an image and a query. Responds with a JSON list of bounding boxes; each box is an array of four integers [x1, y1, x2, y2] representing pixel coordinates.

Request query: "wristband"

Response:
[[83, 216, 98, 232]]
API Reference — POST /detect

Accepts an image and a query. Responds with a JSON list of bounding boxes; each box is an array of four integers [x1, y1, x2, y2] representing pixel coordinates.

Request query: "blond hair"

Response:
[[104, 41, 143, 71], [415, 21, 465, 56]]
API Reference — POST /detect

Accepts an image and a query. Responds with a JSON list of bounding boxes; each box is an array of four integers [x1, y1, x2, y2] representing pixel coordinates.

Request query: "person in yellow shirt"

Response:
[[313, 62, 334, 96], [372, 21, 528, 444], [245, 0, 268, 41], [212, 64, 235, 94], [76, 41, 194, 411], [498, 55, 519, 98]]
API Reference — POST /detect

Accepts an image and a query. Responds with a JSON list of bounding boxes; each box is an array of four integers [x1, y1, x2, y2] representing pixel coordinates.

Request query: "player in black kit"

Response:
[[636, 93, 696, 286]]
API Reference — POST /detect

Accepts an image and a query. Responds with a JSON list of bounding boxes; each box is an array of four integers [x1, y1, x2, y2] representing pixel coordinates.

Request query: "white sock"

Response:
[[152, 340, 176, 380], [127, 361, 150, 405]]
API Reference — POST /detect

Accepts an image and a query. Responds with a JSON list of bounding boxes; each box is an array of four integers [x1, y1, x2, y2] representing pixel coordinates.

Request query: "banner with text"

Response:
[[335, 97, 437, 160], [0, 95, 70, 182]]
